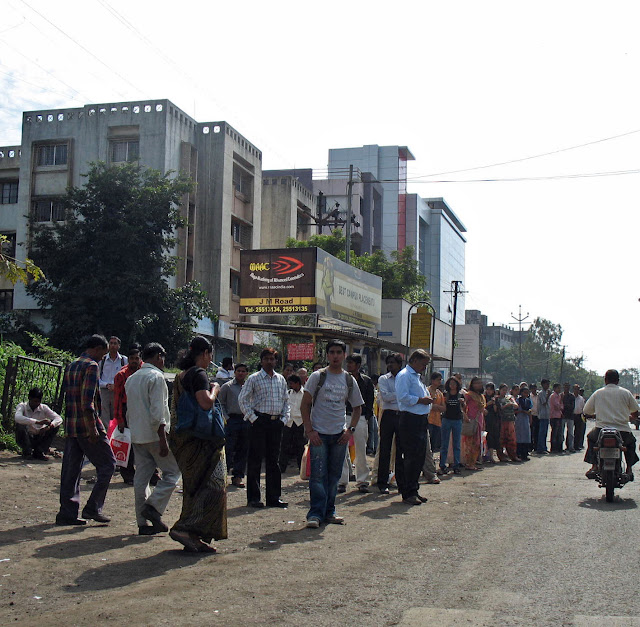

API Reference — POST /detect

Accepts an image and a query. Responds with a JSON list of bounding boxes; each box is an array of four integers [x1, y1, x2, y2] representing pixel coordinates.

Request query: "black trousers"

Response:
[[246, 414, 283, 504], [377, 410, 401, 489], [573, 416, 586, 449], [279, 423, 306, 471], [550, 418, 563, 452], [226, 414, 250, 479], [15, 424, 58, 455], [584, 427, 639, 468], [530, 416, 539, 451], [397, 411, 428, 499]]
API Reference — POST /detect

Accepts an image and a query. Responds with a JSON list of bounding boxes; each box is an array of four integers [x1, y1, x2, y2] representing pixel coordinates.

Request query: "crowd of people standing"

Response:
[[44, 333, 599, 551]]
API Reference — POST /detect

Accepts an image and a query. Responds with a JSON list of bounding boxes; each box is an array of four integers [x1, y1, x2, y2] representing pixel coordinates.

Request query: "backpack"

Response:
[[312, 367, 355, 405], [100, 354, 126, 377]]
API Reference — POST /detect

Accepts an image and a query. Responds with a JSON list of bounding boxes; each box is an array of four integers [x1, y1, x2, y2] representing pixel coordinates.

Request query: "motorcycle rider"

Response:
[[583, 369, 639, 479]]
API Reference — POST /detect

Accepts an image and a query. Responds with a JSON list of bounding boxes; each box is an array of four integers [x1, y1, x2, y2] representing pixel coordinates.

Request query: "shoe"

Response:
[[378, 486, 390, 495], [55, 515, 86, 526], [349, 474, 356, 482], [585, 469, 598, 479], [358, 485, 372, 493], [21, 450, 32, 458], [248, 501, 265, 508], [141, 504, 169, 532], [32, 451, 50, 461], [453, 467, 461, 475], [306, 518, 320, 529], [266, 500, 288, 508], [85, 477, 97, 484], [437, 467, 447, 476], [123, 478, 134, 486], [325, 515, 345, 525], [568, 449, 576, 453], [402, 496, 422, 506], [417, 495, 428, 503], [426, 477, 441, 484], [138, 526, 160, 536], [337, 485, 346, 494], [231, 477, 245, 488], [81, 511, 111, 523]]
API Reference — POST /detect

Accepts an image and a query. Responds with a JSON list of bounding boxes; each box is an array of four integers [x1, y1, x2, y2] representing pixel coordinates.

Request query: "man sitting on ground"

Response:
[[14, 387, 62, 460]]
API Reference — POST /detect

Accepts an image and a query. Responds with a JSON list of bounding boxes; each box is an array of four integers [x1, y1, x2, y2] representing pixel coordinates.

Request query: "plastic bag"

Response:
[[110, 427, 131, 468], [299, 444, 312, 480]]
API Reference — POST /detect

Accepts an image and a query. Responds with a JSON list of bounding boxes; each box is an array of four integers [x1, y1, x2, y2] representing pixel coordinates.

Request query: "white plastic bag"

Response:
[[110, 427, 131, 468]]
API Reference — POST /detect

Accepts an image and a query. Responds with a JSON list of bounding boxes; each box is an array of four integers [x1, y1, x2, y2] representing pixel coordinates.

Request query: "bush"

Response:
[[0, 424, 19, 452]]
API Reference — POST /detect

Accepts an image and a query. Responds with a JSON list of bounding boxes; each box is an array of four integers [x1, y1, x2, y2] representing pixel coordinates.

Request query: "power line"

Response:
[[20, 0, 140, 92], [407, 127, 640, 180], [0, 66, 86, 101]]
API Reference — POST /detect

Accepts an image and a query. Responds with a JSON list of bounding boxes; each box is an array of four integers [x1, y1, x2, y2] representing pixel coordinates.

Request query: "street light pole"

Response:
[[345, 164, 354, 264], [511, 304, 529, 381]]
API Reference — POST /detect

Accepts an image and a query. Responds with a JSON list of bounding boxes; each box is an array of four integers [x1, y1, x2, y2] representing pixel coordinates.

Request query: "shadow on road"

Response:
[[247, 527, 325, 551], [34, 533, 153, 559], [578, 496, 638, 510], [359, 501, 412, 519], [68, 549, 208, 591], [0, 522, 88, 547]]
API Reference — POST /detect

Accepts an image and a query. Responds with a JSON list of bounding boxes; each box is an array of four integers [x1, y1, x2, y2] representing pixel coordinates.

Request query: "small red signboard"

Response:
[[287, 343, 315, 360]]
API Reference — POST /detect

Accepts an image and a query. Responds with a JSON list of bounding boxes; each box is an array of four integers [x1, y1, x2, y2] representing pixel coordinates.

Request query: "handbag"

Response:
[[461, 418, 478, 437], [299, 444, 311, 480], [176, 386, 225, 443]]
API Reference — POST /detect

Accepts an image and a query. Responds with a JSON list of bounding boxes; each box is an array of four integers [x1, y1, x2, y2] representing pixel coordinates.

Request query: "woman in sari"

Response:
[[495, 383, 519, 462], [169, 336, 227, 553], [484, 383, 506, 462], [462, 377, 486, 470]]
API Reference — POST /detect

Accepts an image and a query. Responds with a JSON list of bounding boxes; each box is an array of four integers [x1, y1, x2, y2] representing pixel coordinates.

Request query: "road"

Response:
[[1, 434, 640, 626]]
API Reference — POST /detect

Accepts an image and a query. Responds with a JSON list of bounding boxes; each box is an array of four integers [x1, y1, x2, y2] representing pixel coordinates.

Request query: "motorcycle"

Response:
[[592, 428, 632, 502]]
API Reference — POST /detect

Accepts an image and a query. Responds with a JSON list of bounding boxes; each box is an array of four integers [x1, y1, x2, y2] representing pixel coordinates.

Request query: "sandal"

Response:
[[169, 529, 200, 553], [427, 477, 441, 484]]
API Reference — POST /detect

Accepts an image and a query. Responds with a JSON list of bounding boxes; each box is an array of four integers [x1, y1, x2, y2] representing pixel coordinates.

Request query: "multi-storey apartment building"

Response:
[[0, 99, 261, 349]]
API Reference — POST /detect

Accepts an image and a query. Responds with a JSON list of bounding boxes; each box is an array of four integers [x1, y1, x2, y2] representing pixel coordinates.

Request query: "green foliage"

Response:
[[0, 234, 44, 285], [26, 332, 74, 365], [0, 424, 19, 452], [286, 229, 429, 303], [28, 162, 213, 359]]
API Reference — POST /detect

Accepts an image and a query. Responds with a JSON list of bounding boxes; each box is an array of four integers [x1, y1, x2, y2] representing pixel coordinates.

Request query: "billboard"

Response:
[[453, 324, 480, 369], [240, 248, 382, 330]]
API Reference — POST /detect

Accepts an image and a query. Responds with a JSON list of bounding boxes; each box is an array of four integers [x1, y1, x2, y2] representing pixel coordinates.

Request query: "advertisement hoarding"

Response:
[[240, 248, 382, 330], [287, 343, 315, 360], [452, 324, 480, 369]]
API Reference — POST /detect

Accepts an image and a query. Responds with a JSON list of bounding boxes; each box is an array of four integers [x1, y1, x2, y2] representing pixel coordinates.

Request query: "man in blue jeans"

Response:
[[301, 340, 364, 528]]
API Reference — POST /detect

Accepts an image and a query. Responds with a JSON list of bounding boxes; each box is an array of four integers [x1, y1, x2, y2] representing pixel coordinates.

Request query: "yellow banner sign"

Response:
[[410, 308, 432, 349]]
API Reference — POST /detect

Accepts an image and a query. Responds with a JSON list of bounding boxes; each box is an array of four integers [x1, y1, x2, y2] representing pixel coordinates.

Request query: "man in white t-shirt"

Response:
[[301, 340, 364, 529], [583, 369, 639, 477]]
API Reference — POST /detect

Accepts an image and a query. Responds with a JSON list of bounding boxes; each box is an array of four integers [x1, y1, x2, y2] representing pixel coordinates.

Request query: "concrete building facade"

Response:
[[261, 170, 315, 248], [0, 99, 262, 343], [328, 144, 414, 254]]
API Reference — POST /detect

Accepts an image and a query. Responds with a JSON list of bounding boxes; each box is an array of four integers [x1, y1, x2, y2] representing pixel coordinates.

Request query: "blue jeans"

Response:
[[537, 418, 550, 452], [308, 433, 346, 522], [440, 418, 462, 468]]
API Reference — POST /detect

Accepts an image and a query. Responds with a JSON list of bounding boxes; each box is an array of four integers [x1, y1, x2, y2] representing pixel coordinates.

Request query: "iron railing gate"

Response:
[[1, 355, 64, 430]]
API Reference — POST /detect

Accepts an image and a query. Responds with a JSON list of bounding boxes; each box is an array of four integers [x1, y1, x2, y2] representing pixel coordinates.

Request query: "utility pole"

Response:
[[510, 304, 529, 381], [444, 280, 466, 373], [559, 346, 566, 383], [345, 164, 354, 264], [316, 191, 324, 235]]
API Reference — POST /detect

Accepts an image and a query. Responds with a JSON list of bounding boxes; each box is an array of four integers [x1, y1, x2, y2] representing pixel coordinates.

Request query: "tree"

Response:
[[28, 162, 213, 358], [0, 234, 44, 285], [286, 229, 429, 302]]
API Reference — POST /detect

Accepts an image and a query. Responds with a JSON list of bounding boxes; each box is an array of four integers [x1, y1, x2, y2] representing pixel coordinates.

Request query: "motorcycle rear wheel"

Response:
[[604, 470, 616, 502]]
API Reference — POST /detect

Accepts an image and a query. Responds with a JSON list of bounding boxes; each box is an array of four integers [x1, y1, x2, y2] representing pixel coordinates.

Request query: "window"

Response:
[[0, 290, 13, 312], [37, 143, 67, 166], [231, 274, 241, 297], [1, 233, 16, 258], [33, 199, 65, 222], [231, 220, 252, 248], [232, 165, 253, 197], [1, 182, 18, 204], [111, 140, 139, 163]]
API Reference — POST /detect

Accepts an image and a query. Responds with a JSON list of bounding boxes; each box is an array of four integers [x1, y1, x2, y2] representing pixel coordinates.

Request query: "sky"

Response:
[[1, 0, 639, 374]]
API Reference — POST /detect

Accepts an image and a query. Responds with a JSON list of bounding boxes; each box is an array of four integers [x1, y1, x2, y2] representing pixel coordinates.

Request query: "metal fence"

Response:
[[1, 355, 64, 430]]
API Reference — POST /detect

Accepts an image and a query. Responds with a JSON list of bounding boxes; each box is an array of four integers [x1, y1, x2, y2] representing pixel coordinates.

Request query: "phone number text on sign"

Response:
[[241, 305, 312, 314]]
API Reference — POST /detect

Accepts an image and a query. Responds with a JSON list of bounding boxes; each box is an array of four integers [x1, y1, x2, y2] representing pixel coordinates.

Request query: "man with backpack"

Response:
[[301, 340, 364, 528]]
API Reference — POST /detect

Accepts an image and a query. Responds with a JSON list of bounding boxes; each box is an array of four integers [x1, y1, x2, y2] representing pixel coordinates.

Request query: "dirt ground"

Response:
[[2, 429, 640, 626]]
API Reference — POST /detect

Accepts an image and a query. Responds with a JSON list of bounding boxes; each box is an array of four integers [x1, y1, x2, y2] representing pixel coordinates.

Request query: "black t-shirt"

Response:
[[181, 367, 210, 396], [445, 393, 463, 420]]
